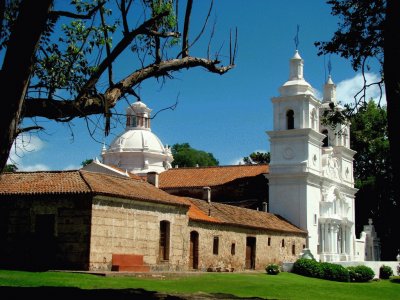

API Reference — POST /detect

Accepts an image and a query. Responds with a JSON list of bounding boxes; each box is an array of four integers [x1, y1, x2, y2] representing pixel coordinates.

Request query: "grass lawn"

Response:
[[0, 269, 399, 299]]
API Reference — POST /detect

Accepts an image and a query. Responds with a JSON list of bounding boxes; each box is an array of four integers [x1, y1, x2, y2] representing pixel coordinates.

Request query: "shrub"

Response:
[[347, 265, 375, 282], [265, 263, 280, 275], [292, 258, 323, 278], [320, 262, 349, 282], [379, 265, 394, 279]]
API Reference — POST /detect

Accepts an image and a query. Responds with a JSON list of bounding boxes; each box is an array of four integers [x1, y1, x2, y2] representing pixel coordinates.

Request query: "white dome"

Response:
[[102, 100, 173, 175], [108, 129, 165, 153]]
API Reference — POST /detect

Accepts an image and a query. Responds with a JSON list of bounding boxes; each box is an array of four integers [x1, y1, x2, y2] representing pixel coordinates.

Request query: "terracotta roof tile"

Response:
[[187, 198, 306, 234], [0, 171, 91, 195], [80, 170, 187, 206], [0, 170, 188, 207], [159, 164, 269, 188]]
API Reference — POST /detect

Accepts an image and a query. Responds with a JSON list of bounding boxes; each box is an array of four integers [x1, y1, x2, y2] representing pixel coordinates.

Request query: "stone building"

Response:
[[0, 170, 306, 271], [158, 164, 269, 210]]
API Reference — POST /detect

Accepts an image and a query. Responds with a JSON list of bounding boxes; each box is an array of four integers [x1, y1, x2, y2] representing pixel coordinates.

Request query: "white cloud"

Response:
[[7, 134, 49, 171], [336, 73, 386, 106], [63, 164, 81, 170], [21, 164, 50, 172], [230, 158, 245, 165]]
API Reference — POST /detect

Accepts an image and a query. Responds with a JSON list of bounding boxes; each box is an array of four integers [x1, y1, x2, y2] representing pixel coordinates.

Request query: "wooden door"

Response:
[[189, 231, 199, 269], [245, 237, 256, 269]]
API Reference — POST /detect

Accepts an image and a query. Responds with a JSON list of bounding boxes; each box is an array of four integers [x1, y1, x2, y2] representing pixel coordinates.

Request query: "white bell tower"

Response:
[[267, 51, 358, 261], [267, 50, 325, 255]]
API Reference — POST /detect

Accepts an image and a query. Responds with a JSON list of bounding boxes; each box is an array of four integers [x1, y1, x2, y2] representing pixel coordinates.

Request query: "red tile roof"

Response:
[[159, 164, 269, 188], [0, 170, 187, 207], [0, 171, 91, 195], [187, 198, 306, 234], [0, 169, 304, 234]]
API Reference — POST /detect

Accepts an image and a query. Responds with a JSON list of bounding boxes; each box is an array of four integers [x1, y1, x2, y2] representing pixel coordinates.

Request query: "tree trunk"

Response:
[[383, 0, 400, 259], [0, 0, 53, 172]]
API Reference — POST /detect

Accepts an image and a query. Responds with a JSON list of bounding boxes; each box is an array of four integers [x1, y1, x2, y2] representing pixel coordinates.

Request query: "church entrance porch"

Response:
[[318, 218, 353, 262]]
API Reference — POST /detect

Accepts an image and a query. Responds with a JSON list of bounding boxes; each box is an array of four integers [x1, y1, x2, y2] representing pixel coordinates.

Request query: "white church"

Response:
[[87, 49, 380, 263]]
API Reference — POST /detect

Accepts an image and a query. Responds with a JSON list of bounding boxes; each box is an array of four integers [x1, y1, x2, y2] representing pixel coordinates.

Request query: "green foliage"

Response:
[[4, 164, 18, 172], [379, 265, 394, 279], [350, 101, 394, 253], [347, 265, 375, 282], [243, 152, 270, 165], [171, 143, 219, 168], [293, 259, 350, 282], [265, 263, 280, 275], [292, 258, 323, 279], [315, 0, 385, 72], [320, 263, 350, 282], [81, 159, 93, 167]]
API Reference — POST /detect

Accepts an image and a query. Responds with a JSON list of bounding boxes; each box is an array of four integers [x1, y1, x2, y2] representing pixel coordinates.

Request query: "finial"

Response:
[[294, 24, 300, 50], [328, 56, 332, 76]]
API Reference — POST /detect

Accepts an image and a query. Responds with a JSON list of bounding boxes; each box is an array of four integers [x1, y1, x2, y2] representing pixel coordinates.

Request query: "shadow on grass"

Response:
[[0, 287, 270, 300]]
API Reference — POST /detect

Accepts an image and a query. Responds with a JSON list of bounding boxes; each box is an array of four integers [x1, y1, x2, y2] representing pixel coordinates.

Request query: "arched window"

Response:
[[342, 129, 348, 147], [286, 110, 294, 129], [159, 220, 170, 261], [131, 115, 137, 127], [311, 109, 317, 130], [322, 129, 329, 147]]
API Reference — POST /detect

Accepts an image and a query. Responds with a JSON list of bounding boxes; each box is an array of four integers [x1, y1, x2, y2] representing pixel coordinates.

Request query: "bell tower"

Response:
[[267, 50, 325, 255]]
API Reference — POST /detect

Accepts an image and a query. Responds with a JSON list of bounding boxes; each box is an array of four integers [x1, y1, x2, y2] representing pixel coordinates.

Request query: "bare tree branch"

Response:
[[50, 2, 103, 20], [79, 10, 170, 95], [24, 56, 234, 120], [182, 0, 193, 58]]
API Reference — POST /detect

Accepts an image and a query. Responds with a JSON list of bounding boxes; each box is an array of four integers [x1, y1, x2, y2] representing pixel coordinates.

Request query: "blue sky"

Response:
[[9, 0, 384, 171]]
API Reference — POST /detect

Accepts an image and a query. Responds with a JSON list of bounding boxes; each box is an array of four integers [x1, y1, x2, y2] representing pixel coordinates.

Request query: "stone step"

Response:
[[111, 265, 150, 272]]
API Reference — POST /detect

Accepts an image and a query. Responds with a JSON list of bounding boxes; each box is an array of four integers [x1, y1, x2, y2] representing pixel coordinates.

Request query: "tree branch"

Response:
[[182, 0, 193, 58], [79, 10, 170, 95], [24, 56, 234, 120], [50, 2, 103, 20]]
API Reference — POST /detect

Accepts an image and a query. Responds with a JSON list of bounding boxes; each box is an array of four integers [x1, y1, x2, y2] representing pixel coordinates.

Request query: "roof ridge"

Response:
[[10, 170, 80, 174], [166, 164, 269, 170]]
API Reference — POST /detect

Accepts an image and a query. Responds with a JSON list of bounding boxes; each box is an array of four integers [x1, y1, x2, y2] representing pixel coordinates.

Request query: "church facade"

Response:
[[267, 50, 359, 262]]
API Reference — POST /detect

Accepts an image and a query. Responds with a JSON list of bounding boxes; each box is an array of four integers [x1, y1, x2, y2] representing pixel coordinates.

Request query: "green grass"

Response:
[[1, 269, 399, 299]]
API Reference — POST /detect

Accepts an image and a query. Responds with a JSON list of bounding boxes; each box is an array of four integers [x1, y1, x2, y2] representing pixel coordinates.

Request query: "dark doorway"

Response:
[[189, 231, 199, 269], [245, 236, 256, 269], [33, 214, 56, 270], [159, 221, 170, 261], [286, 110, 294, 129]]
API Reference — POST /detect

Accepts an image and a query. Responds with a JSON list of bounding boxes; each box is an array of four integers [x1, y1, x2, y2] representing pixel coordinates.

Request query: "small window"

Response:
[[213, 236, 219, 255], [314, 214, 317, 225], [268, 237, 271, 246], [231, 243, 236, 255], [303, 244, 306, 249], [281, 239, 285, 247], [292, 244, 296, 255], [286, 110, 294, 129]]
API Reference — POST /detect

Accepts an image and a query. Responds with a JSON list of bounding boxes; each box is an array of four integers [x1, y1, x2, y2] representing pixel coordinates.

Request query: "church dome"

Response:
[[102, 100, 173, 175], [108, 129, 166, 154]]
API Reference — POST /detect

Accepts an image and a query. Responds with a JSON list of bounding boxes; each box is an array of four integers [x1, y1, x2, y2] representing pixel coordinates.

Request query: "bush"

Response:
[[265, 263, 280, 275], [292, 258, 323, 278], [320, 262, 349, 282], [379, 265, 394, 279], [347, 265, 375, 282]]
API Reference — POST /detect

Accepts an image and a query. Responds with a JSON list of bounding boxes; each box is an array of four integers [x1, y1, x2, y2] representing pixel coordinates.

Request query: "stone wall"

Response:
[[188, 221, 306, 271], [0, 195, 92, 270], [89, 195, 189, 271], [162, 175, 268, 210]]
